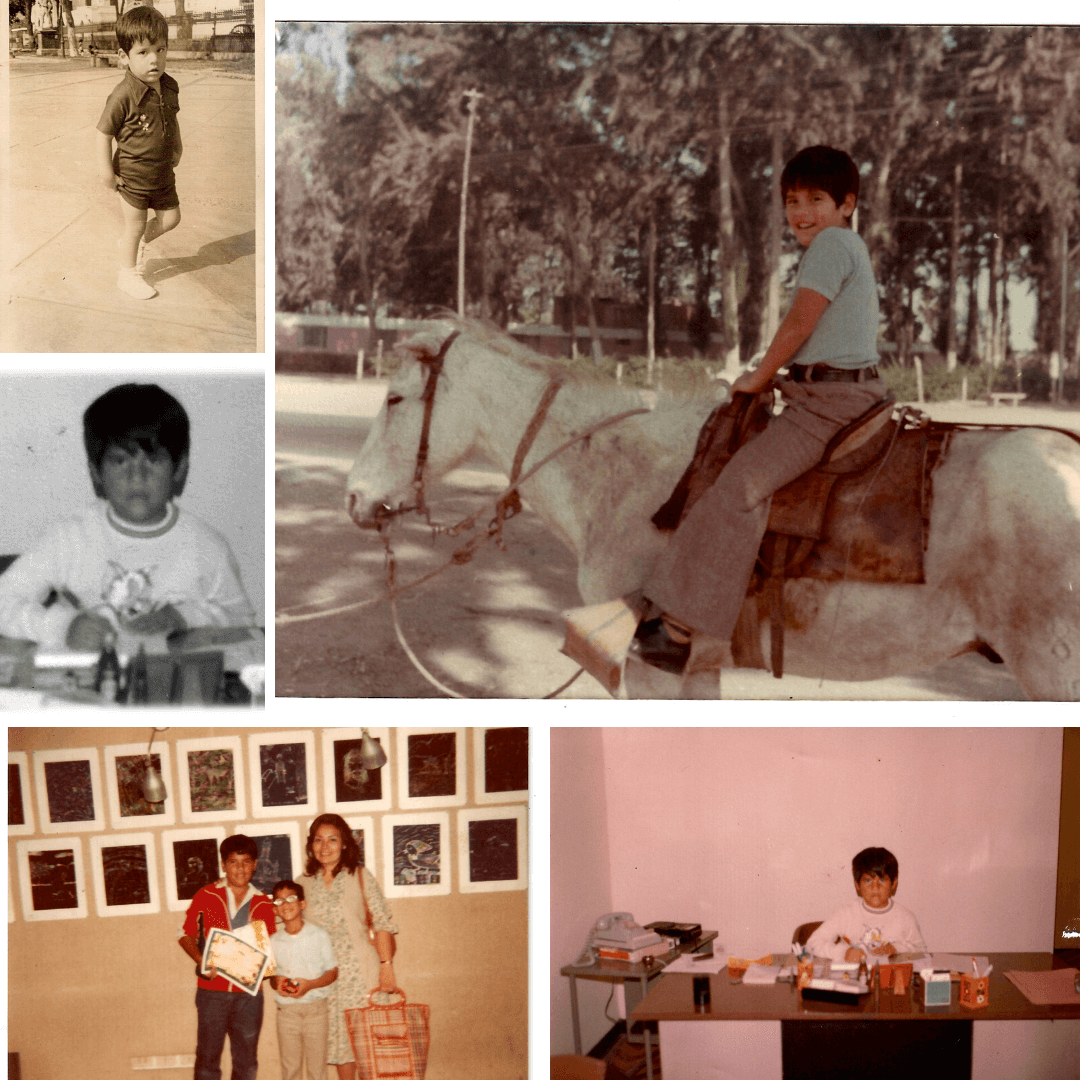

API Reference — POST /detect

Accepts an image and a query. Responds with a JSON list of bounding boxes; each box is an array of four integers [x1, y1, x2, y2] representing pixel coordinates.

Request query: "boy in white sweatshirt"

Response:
[[805, 846, 927, 964]]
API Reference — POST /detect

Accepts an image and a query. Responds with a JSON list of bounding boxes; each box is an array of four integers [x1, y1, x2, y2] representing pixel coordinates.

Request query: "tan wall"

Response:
[[8, 726, 527, 1080]]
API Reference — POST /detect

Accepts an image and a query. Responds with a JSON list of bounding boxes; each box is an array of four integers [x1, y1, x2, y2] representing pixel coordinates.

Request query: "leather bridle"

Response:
[[376, 328, 566, 536]]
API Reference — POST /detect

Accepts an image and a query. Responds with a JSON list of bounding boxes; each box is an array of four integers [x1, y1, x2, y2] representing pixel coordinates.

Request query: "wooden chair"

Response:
[[792, 921, 823, 948], [551, 1054, 608, 1080]]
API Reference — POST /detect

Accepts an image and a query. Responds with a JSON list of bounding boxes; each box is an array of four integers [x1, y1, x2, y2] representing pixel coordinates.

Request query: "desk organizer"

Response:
[[959, 973, 990, 1009], [921, 970, 952, 1007], [878, 962, 913, 995]]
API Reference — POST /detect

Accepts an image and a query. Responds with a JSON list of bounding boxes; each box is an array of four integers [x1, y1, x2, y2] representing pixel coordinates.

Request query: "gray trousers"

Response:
[[645, 376, 889, 640]]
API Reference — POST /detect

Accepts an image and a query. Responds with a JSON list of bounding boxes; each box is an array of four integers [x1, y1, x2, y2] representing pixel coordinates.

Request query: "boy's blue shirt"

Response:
[[96, 70, 180, 184], [789, 226, 880, 370]]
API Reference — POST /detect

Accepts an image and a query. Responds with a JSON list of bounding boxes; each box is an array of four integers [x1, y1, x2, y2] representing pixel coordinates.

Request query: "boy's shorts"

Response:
[[118, 178, 180, 213]]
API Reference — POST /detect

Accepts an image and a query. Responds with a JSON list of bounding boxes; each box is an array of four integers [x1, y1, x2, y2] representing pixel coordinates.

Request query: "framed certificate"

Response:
[[203, 926, 272, 996]]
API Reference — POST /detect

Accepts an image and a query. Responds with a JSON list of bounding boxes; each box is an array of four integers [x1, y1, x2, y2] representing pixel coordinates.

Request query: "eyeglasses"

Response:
[[273, 895, 301, 906]]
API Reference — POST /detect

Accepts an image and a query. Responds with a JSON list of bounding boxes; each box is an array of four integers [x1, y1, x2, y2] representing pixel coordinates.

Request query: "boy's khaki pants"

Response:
[[276, 997, 328, 1080], [646, 375, 890, 640]]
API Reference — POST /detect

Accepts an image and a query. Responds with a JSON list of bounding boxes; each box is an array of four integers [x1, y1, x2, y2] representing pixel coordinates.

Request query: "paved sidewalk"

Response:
[[3, 58, 258, 352]]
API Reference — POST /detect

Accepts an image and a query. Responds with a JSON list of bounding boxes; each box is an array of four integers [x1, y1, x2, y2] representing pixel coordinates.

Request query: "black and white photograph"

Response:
[[89, 832, 160, 916], [3, 1, 261, 352], [381, 812, 450, 898], [16, 837, 88, 920], [248, 730, 316, 817], [32, 748, 104, 833], [0, 375, 264, 710]]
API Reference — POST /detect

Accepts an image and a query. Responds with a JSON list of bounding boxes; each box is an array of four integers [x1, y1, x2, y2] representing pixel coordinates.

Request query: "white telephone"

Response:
[[571, 913, 644, 967]]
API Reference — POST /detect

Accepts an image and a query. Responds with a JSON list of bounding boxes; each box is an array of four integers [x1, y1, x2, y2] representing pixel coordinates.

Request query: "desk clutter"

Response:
[[1003, 967, 1080, 1006], [0, 630, 263, 706]]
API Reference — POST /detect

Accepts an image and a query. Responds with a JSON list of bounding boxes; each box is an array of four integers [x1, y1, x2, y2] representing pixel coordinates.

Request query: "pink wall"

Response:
[[551, 727, 1063, 1054], [550, 728, 615, 1056]]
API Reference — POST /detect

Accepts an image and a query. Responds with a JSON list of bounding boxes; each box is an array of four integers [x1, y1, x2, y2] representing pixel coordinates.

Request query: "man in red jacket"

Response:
[[179, 835, 276, 1080]]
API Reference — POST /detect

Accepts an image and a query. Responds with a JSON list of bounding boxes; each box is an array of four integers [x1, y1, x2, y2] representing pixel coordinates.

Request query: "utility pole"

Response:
[[458, 88, 483, 318]]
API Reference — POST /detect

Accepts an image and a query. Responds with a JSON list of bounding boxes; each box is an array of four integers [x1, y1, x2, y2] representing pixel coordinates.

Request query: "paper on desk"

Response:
[[1004, 968, 1080, 1006], [929, 954, 989, 974], [743, 964, 783, 985], [664, 952, 728, 974]]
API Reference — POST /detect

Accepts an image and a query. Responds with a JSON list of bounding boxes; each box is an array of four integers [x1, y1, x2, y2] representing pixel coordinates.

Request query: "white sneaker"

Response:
[[117, 267, 157, 300]]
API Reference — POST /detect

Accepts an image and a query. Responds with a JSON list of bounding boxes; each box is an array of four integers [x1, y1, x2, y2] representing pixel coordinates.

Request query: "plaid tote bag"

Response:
[[346, 990, 430, 1080]]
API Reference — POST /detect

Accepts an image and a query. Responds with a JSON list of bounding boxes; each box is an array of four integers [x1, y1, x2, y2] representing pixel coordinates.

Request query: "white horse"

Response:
[[346, 321, 1080, 700]]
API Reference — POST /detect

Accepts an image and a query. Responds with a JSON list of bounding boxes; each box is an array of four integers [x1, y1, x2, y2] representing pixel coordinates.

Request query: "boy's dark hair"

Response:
[[852, 846, 899, 883], [273, 880, 305, 903], [220, 834, 258, 863], [781, 145, 861, 211], [116, 5, 170, 53], [83, 383, 190, 494]]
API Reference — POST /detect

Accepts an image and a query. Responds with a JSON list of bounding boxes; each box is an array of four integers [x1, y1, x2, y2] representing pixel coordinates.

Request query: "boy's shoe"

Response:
[[117, 267, 157, 300]]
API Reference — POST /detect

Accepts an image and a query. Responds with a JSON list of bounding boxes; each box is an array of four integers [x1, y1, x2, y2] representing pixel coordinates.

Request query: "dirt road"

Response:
[[275, 376, 1078, 700]]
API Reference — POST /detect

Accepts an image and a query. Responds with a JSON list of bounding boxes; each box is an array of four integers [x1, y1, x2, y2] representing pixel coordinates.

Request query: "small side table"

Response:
[[560, 932, 718, 1071]]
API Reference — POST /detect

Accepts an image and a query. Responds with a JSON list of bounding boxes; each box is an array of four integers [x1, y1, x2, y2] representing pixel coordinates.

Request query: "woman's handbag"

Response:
[[345, 989, 430, 1080]]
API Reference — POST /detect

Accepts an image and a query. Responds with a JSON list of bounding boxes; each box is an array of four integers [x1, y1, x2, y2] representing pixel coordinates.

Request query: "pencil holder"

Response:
[[959, 973, 989, 1009], [796, 958, 814, 995]]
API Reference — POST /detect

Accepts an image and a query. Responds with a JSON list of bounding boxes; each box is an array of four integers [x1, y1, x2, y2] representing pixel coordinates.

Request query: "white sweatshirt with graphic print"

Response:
[[805, 897, 927, 963]]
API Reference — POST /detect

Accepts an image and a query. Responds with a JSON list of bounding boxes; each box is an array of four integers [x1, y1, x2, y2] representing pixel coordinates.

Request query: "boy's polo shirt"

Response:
[[97, 70, 180, 184]]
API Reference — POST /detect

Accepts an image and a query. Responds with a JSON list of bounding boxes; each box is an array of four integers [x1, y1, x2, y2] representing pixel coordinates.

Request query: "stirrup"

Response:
[[561, 596, 647, 695]]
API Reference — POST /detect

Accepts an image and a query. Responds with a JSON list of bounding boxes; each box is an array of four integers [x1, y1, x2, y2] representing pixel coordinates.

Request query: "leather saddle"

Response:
[[651, 390, 948, 677]]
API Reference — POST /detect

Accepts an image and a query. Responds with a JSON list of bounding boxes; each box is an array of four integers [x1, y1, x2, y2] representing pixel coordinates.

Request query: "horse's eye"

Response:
[[386, 394, 404, 408]]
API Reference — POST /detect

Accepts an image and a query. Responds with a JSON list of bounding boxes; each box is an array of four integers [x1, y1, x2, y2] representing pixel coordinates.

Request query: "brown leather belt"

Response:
[[788, 364, 879, 383]]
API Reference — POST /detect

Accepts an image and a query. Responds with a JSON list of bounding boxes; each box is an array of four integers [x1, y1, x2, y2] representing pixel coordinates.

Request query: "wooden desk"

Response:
[[630, 952, 1080, 1080], [560, 932, 718, 1060]]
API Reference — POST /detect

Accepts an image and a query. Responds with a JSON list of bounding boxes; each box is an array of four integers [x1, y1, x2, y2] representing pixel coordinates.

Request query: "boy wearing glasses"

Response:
[[270, 880, 338, 1080]]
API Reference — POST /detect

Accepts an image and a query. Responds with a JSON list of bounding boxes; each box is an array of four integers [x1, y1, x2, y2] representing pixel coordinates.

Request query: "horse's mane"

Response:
[[402, 316, 720, 414]]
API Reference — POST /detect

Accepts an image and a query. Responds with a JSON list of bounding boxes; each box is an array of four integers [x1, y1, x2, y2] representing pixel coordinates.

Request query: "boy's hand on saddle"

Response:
[[66, 611, 114, 651], [122, 603, 186, 635], [730, 370, 771, 396]]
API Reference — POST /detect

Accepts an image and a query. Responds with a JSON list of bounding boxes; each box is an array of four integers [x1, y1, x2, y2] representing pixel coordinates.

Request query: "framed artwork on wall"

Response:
[[32, 748, 105, 833], [247, 731, 316, 818], [472, 727, 529, 804], [89, 832, 161, 917], [176, 736, 246, 824], [16, 837, 88, 921], [396, 729, 466, 810], [9, 751, 35, 835], [237, 821, 302, 897], [321, 729, 391, 813], [381, 812, 450, 898], [162, 826, 227, 912], [103, 741, 176, 829], [457, 806, 527, 893]]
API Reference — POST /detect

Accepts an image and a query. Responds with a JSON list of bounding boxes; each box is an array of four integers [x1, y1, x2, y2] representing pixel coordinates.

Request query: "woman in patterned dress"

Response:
[[298, 813, 399, 1080]]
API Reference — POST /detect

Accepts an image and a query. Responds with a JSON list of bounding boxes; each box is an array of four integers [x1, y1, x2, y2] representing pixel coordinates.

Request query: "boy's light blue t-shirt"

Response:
[[272, 920, 337, 1005], [790, 226, 880, 370]]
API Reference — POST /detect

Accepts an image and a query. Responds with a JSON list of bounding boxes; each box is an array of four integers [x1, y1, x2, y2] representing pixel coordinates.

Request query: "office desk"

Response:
[[561, 932, 718, 1057], [631, 953, 1080, 1080]]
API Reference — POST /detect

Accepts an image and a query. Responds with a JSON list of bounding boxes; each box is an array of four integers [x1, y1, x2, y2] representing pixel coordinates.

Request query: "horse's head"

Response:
[[346, 329, 480, 529]]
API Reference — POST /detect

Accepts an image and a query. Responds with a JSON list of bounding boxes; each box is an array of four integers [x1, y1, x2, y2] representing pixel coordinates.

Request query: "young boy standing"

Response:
[[628, 145, 891, 677], [96, 5, 182, 300], [0, 382, 254, 652], [269, 880, 338, 1080], [178, 836, 277, 1080], [805, 846, 928, 963]]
